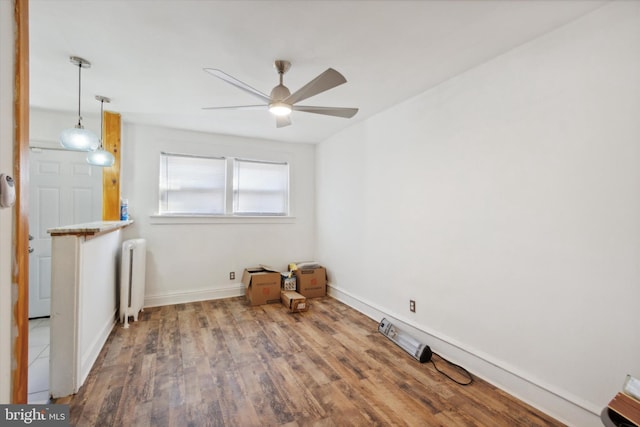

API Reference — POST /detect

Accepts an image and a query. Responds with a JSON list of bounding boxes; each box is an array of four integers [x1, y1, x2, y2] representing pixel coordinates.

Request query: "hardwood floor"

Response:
[[56, 296, 564, 426]]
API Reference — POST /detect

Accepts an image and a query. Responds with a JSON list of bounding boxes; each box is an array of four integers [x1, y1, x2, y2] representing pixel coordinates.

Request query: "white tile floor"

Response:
[[28, 317, 50, 403]]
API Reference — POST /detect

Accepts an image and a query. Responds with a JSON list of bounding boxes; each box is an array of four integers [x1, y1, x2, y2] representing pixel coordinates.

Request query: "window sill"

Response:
[[149, 214, 296, 225]]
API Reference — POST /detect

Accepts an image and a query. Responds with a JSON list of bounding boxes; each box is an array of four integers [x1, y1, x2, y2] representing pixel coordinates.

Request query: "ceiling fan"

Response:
[[203, 60, 358, 128]]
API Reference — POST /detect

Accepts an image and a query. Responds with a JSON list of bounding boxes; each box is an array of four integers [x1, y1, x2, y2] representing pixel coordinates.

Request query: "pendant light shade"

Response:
[[59, 127, 99, 151], [86, 148, 115, 167], [87, 95, 115, 167], [60, 56, 99, 151]]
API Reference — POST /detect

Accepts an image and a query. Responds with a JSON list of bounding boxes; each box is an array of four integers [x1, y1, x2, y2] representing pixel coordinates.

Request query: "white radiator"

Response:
[[119, 238, 146, 328]]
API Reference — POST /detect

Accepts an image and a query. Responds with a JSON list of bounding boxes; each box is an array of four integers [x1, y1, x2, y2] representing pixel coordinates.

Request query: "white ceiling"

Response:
[[29, 0, 607, 144]]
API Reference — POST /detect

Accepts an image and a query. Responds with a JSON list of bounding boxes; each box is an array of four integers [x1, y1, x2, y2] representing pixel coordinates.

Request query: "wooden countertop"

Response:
[[47, 220, 134, 237]]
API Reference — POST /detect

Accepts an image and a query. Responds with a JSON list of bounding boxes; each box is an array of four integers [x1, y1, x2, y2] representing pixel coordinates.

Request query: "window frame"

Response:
[[232, 157, 290, 217], [156, 151, 292, 221], [158, 152, 227, 215]]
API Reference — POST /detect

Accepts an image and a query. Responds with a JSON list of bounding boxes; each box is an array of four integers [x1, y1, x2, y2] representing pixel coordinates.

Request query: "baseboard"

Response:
[[328, 284, 601, 427], [144, 283, 245, 308], [79, 309, 117, 389]]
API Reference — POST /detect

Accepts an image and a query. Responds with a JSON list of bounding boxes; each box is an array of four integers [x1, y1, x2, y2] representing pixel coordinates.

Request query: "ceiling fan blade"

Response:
[[292, 105, 358, 118], [203, 68, 271, 103], [285, 68, 347, 105], [202, 104, 267, 111], [276, 115, 292, 128]]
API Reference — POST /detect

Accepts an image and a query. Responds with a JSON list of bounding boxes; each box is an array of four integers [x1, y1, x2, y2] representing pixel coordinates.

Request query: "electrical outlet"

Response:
[[409, 300, 416, 313], [229, 271, 235, 280]]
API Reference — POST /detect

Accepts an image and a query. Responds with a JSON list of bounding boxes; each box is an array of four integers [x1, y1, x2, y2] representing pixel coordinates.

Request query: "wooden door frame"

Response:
[[12, 0, 29, 404]]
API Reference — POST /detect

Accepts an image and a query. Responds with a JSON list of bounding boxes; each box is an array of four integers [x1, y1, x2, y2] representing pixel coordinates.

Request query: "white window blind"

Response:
[[158, 153, 290, 217], [159, 153, 226, 214], [233, 159, 289, 216]]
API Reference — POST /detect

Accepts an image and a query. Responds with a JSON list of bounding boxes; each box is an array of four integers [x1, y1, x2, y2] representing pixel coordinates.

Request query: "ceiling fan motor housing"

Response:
[[270, 84, 291, 102]]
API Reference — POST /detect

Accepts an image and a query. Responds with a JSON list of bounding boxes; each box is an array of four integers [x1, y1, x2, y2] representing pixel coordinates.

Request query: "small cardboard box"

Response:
[[294, 267, 326, 298], [281, 290, 308, 313], [242, 267, 281, 306], [281, 272, 297, 291]]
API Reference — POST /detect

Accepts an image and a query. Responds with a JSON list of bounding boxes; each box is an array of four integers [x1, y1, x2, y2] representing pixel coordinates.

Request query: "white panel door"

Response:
[[28, 148, 102, 318]]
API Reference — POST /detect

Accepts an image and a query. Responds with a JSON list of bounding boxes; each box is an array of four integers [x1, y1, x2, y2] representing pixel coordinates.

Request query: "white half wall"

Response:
[[49, 229, 122, 397], [316, 2, 640, 426], [119, 123, 316, 306]]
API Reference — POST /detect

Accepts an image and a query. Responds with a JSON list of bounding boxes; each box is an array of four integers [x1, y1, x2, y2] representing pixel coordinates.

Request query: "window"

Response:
[[233, 159, 289, 216], [159, 153, 226, 214], [159, 153, 289, 216]]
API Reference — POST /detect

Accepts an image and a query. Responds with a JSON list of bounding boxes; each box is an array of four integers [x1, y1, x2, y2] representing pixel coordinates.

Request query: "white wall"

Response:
[[120, 123, 316, 306], [0, 0, 15, 404], [317, 2, 640, 426]]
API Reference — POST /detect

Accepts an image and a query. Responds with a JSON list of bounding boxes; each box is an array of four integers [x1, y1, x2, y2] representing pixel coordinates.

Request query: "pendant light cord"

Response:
[[77, 62, 83, 127], [99, 98, 104, 149]]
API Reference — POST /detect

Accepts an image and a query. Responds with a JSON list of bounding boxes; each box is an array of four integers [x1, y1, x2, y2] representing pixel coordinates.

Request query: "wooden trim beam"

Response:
[[102, 111, 121, 220], [12, 0, 29, 404]]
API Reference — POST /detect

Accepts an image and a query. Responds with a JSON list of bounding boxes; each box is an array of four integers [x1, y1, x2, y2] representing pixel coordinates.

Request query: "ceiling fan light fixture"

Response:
[[60, 56, 100, 151], [204, 60, 358, 128], [269, 102, 292, 117]]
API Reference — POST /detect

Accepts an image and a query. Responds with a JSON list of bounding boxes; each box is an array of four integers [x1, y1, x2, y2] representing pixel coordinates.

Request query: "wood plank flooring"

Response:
[[56, 297, 565, 426]]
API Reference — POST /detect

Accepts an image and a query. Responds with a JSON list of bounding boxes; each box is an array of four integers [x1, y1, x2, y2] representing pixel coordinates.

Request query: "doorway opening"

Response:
[[27, 146, 102, 402]]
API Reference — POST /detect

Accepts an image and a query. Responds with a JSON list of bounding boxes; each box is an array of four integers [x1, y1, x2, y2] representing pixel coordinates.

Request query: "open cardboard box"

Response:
[[242, 267, 281, 306]]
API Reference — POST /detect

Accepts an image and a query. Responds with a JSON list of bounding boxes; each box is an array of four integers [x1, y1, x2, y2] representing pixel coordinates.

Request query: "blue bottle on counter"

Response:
[[120, 198, 129, 220]]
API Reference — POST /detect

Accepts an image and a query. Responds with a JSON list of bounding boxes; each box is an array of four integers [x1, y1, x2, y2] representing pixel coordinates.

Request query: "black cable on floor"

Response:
[[430, 353, 474, 386]]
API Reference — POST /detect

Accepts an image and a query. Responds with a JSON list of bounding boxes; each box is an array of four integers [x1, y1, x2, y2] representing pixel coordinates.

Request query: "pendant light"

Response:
[[59, 56, 99, 151], [87, 96, 115, 167]]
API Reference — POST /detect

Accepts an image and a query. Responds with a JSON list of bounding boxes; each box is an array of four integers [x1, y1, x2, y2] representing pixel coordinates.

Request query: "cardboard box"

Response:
[[281, 272, 296, 291], [294, 267, 326, 298], [288, 261, 320, 271], [242, 267, 281, 306], [281, 290, 308, 313]]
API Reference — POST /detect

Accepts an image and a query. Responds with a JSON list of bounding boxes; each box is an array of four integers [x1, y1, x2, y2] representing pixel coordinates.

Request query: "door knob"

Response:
[[28, 247, 34, 253], [29, 234, 34, 241]]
